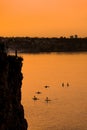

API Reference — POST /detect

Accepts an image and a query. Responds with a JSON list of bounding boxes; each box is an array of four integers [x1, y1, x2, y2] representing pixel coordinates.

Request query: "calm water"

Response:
[[21, 53, 87, 130]]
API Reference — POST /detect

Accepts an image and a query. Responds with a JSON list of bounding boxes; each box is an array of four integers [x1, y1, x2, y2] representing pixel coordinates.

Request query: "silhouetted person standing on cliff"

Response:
[[15, 50, 17, 57]]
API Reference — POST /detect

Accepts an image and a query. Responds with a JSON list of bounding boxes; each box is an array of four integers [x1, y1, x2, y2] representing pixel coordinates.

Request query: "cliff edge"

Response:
[[0, 49, 28, 130]]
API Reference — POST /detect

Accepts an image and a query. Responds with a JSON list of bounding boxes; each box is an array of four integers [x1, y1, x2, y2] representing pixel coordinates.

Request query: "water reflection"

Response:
[[21, 53, 87, 130]]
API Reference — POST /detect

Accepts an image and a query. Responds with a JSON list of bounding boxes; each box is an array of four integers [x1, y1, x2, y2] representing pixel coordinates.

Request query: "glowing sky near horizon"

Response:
[[0, 0, 87, 37]]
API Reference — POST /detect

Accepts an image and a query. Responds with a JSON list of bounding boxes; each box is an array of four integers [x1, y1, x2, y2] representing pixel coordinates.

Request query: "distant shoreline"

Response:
[[0, 37, 87, 53]]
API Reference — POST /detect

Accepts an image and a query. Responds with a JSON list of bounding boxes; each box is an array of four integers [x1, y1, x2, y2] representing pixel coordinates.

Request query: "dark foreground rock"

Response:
[[0, 51, 28, 130]]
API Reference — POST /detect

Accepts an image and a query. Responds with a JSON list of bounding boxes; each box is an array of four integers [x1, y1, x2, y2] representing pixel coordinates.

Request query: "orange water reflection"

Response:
[[21, 53, 87, 130]]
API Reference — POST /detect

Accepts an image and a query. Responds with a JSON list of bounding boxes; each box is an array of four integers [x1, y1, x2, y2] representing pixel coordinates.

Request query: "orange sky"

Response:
[[0, 0, 87, 37]]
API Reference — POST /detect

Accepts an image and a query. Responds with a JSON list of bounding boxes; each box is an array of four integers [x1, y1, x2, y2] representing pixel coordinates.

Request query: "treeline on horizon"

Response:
[[0, 36, 87, 53]]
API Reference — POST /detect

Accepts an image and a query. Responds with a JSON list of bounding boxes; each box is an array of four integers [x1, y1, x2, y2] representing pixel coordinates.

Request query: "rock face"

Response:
[[0, 52, 28, 130]]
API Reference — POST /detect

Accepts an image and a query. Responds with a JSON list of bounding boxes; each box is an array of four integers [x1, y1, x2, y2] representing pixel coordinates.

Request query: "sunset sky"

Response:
[[0, 0, 87, 37]]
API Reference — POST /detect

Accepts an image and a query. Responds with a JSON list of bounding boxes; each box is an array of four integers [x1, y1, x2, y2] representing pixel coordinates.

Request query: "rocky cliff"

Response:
[[0, 51, 28, 130]]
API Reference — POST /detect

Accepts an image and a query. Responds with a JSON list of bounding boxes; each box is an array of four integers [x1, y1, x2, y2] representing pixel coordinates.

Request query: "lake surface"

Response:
[[21, 53, 87, 130]]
